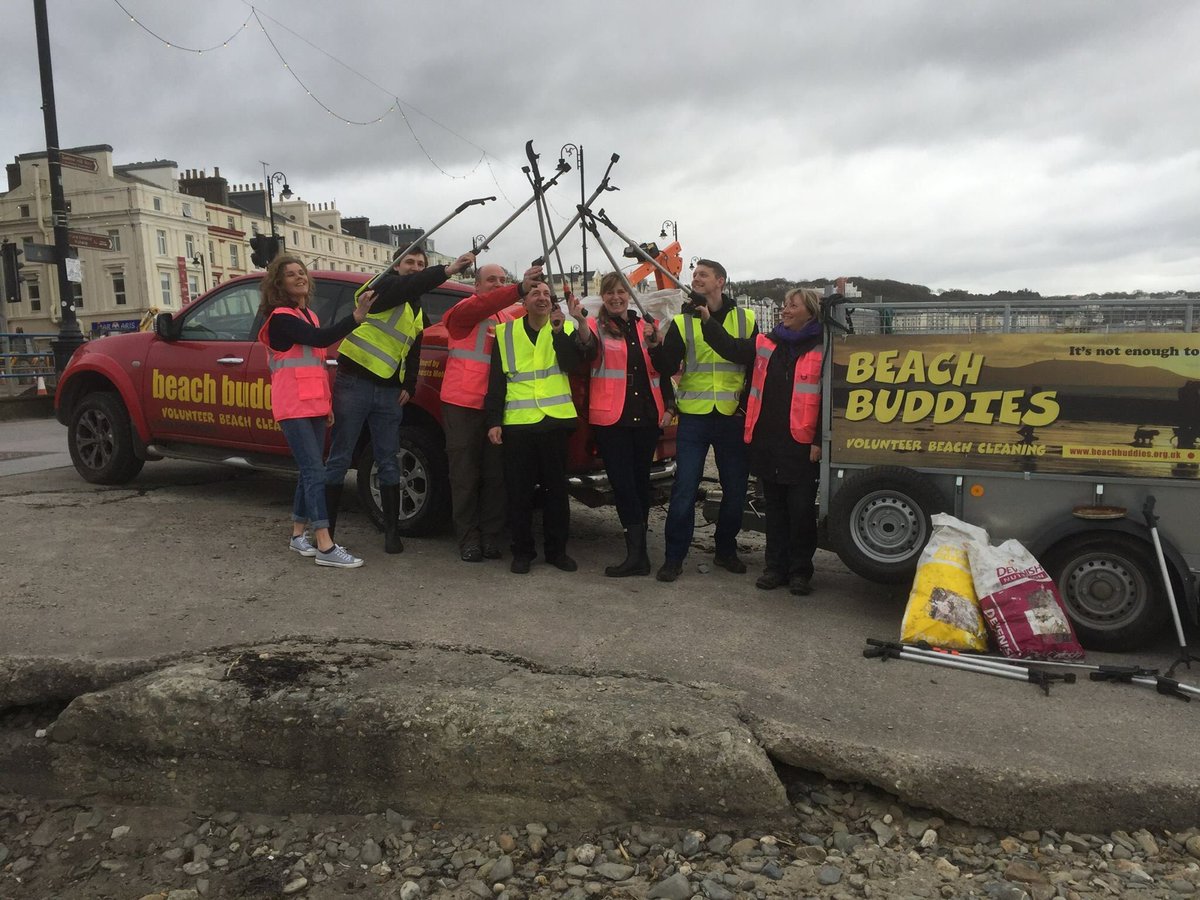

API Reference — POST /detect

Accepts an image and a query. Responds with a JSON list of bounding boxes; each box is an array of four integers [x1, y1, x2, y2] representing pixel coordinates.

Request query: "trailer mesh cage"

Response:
[[829, 297, 1197, 337]]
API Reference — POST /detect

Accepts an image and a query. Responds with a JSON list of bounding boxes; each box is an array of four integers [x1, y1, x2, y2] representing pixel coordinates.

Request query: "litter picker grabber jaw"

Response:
[[590, 208, 693, 298], [523, 141, 569, 304], [469, 156, 571, 257], [533, 152, 620, 269], [862, 642, 1073, 696], [578, 206, 651, 321], [1142, 495, 1196, 677], [354, 195, 495, 298]]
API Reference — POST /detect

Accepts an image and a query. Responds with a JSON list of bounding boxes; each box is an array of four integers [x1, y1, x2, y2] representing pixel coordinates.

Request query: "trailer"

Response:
[[818, 294, 1199, 650]]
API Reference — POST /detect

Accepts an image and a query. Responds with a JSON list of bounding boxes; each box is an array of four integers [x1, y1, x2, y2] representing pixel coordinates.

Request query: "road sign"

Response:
[[67, 230, 114, 251], [22, 242, 57, 264], [59, 151, 99, 174]]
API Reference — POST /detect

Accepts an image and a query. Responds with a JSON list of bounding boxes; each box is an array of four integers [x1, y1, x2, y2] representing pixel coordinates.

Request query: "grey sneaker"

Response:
[[315, 544, 363, 569], [289, 533, 317, 557]]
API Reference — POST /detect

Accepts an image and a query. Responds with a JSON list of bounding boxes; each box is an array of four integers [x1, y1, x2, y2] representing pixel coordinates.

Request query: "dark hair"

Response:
[[694, 258, 727, 281], [258, 254, 311, 315], [597, 272, 630, 337], [392, 245, 428, 264]]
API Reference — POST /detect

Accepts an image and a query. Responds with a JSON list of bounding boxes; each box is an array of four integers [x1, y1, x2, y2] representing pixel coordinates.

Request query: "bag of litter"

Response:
[[900, 514, 989, 651], [968, 537, 1085, 660]]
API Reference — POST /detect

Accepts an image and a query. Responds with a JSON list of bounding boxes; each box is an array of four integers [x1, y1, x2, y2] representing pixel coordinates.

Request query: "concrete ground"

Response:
[[1, 415, 1197, 832]]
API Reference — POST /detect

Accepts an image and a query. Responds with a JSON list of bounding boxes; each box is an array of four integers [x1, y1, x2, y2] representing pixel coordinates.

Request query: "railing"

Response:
[[1, 332, 57, 396]]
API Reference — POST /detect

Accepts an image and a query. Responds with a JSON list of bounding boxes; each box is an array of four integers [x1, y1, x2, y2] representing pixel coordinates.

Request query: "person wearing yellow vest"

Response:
[[324, 245, 475, 554], [485, 280, 586, 574], [573, 273, 674, 577], [442, 263, 542, 563], [257, 255, 375, 569], [649, 259, 758, 582], [698, 287, 824, 596]]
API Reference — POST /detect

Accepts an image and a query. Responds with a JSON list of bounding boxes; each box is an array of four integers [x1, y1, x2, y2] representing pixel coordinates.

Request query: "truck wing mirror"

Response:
[[154, 312, 180, 342]]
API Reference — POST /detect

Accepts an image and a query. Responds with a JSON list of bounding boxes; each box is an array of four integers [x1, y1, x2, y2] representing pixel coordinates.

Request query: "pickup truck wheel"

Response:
[[828, 466, 948, 584], [355, 426, 450, 537], [68, 392, 145, 485], [1042, 532, 1168, 651]]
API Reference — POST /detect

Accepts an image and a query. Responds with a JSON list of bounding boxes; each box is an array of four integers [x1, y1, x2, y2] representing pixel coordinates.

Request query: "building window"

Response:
[[185, 234, 195, 258], [107, 229, 121, 251], [113, 273, 127, 306], [188, 275, 199, 299], [156, 229, 168, 255], [344, 241, 350, 254], [227, 215, 235, 230], [72, 282, 84, 309], [205, 210, 212, 223], [18, 204, 31, 218], [251, 222, 259, 236], [372, 248, 378, 261], [328, 238, 333, 251], [29, 281, 41, 311], [182, 201, 193, 218], [153, 196, 162, 211], [208, 240, 215, 266], [311, 235, 317, 249], [359, 245, 364, 258], [160, 272, 172, 306], [292, 230, 299, 245], [229, 244, 240, 269]]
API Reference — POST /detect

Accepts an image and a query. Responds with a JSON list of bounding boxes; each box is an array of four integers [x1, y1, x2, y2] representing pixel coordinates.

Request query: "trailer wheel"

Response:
[[828, 466, 948, 584], [1042, 532, 1168, 651]]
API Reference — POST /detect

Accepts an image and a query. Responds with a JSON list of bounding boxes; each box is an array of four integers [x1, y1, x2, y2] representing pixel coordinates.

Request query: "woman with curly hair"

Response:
[[257, 255, 373, 568]]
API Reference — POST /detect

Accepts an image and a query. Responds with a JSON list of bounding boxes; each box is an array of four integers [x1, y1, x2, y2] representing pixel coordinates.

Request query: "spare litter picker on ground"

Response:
[[354, 194, 495, 298], [1143, 495, 1197, 677], [863, 640, 1075, 695], [873, 639, 1199, 703]]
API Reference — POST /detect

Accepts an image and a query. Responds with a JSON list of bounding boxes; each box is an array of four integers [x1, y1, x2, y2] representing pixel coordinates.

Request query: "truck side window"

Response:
[[310, 280, 349, 326], [420, 291, 459, 325], [180, 284, 260, 341]]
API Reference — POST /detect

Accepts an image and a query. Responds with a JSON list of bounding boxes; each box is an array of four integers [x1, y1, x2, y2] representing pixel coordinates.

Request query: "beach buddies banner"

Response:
[[830, 333, 1200, 479]]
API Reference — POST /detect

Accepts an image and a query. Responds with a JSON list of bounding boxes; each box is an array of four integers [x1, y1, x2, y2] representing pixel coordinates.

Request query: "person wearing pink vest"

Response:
[[698, 287, 824, 595], [257, 255, 374, 568], [571, 273, 674, 576], [441, 264, 541, 562]]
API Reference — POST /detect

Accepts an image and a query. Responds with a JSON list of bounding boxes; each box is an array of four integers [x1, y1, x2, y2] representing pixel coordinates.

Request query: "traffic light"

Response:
[[249, 234, 283, 268], [2, 241, 24, 302]]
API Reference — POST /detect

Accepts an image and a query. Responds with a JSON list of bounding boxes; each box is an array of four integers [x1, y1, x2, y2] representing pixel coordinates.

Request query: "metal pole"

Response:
[[34, 0, 84, 373], [579, 145, 587, 295]]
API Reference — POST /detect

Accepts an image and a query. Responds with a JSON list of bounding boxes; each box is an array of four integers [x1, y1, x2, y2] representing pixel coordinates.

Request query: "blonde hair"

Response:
[[784, 287, 822, 321], [597, 272, 631, 337]]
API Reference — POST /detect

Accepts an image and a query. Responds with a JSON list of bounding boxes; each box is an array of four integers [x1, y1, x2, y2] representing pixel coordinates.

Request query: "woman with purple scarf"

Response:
[[698, 287, 824, 596]]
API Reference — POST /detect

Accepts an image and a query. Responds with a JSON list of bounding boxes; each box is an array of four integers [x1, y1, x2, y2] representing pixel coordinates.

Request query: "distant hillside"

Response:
[[728, 277, 1200, 305]]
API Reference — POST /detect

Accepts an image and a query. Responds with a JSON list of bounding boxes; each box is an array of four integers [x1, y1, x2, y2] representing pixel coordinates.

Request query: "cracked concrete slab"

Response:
[[40, 640, 791, 826]]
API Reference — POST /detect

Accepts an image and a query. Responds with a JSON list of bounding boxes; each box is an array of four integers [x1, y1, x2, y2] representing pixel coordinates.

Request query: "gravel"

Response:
[[2, 779, 1200, 898]]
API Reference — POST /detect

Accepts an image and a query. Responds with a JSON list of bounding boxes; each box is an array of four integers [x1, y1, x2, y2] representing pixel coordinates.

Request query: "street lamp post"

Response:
[[260, 163, 293, 241], [569, 263, 582, 292], [559, 143, 587, 293], [660, 220, 678, 242], [192, 253, 208, 294], [688, 255, 701, 271]]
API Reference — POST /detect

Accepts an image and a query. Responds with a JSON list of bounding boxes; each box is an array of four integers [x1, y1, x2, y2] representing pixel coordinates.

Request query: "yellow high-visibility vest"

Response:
[[338, 303, 425, 380], [674, 306, 755, 415], [496, 319, 577, 425]]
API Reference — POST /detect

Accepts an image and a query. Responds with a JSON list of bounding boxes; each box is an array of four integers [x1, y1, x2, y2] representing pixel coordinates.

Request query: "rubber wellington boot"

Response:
[[605, 526, 651, 577], [325, 484, 344, 539], [381, 484, 404, 554]]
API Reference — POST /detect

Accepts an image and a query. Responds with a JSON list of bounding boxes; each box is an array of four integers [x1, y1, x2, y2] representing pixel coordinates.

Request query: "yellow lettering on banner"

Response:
[[933, 391, 968, 423], [221, 376, 273, 411], [844, 351, 985, 386], [845, 389, 873, 421]]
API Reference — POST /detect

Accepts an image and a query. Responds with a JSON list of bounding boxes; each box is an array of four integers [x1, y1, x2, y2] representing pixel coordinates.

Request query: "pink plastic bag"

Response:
[[968, 538, 1085, 660]]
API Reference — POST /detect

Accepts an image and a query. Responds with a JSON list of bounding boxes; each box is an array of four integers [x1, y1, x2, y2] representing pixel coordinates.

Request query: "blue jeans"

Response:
[[664, 412, 749, 561], [279, 416, 329, 530], [325, 370, 403, 487]]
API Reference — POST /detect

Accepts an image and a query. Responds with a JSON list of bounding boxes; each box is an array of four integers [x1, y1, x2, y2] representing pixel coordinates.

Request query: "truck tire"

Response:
[[68, 392, 145, 485], [1042, 532, 1168, 651], [355, 425, 451, 537], [828, 466, 948, 584]]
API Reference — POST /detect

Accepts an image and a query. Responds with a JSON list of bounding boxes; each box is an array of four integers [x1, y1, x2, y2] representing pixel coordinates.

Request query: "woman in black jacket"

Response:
[[698, 287, 824, 596]]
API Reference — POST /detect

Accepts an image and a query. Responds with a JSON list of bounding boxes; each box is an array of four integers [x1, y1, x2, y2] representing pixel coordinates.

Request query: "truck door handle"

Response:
[[326, 359, 338, 366], [216, 357, 244, 365]]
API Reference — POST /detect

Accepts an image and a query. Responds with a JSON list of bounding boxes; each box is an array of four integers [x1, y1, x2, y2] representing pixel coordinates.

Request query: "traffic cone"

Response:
[[36, 375, 48, 397]]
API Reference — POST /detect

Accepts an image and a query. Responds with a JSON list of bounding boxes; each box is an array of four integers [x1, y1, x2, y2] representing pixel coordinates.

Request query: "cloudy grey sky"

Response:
[[3, 0, 1198, 294]]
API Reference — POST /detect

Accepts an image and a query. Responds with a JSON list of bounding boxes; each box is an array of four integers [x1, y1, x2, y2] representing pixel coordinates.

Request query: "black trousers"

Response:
[[592, 423, 659, 529], [503, 426, 570, 560], [761, 467, 819, 579]]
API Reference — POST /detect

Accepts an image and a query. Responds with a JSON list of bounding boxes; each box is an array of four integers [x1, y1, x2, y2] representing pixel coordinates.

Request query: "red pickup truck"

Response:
[[55, 270, 677, 535]]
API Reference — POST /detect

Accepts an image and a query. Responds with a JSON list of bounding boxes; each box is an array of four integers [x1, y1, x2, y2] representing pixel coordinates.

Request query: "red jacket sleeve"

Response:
[[442, 284, 521, 340]]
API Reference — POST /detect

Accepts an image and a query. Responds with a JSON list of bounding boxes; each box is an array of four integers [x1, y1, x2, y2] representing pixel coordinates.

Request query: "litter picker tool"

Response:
[[1143, 495, 1196, 677], [470, 159, 570, 256], [523, 141, 569, 303], [533, 152, 621, 269], [590, 208, 692, 295], [354, 195, 495, 298], [579, 206, 652, 320], [862, 641, 1075, 695]]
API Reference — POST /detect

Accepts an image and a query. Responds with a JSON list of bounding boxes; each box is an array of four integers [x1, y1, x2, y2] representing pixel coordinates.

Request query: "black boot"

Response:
[[381, 484, 403, 554], [605, 526, 651, 577], [325, 484, 343, 539]]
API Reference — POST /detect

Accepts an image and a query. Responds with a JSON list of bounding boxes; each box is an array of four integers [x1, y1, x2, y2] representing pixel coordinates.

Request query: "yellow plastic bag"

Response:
[[900, 514, 989, 651]]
